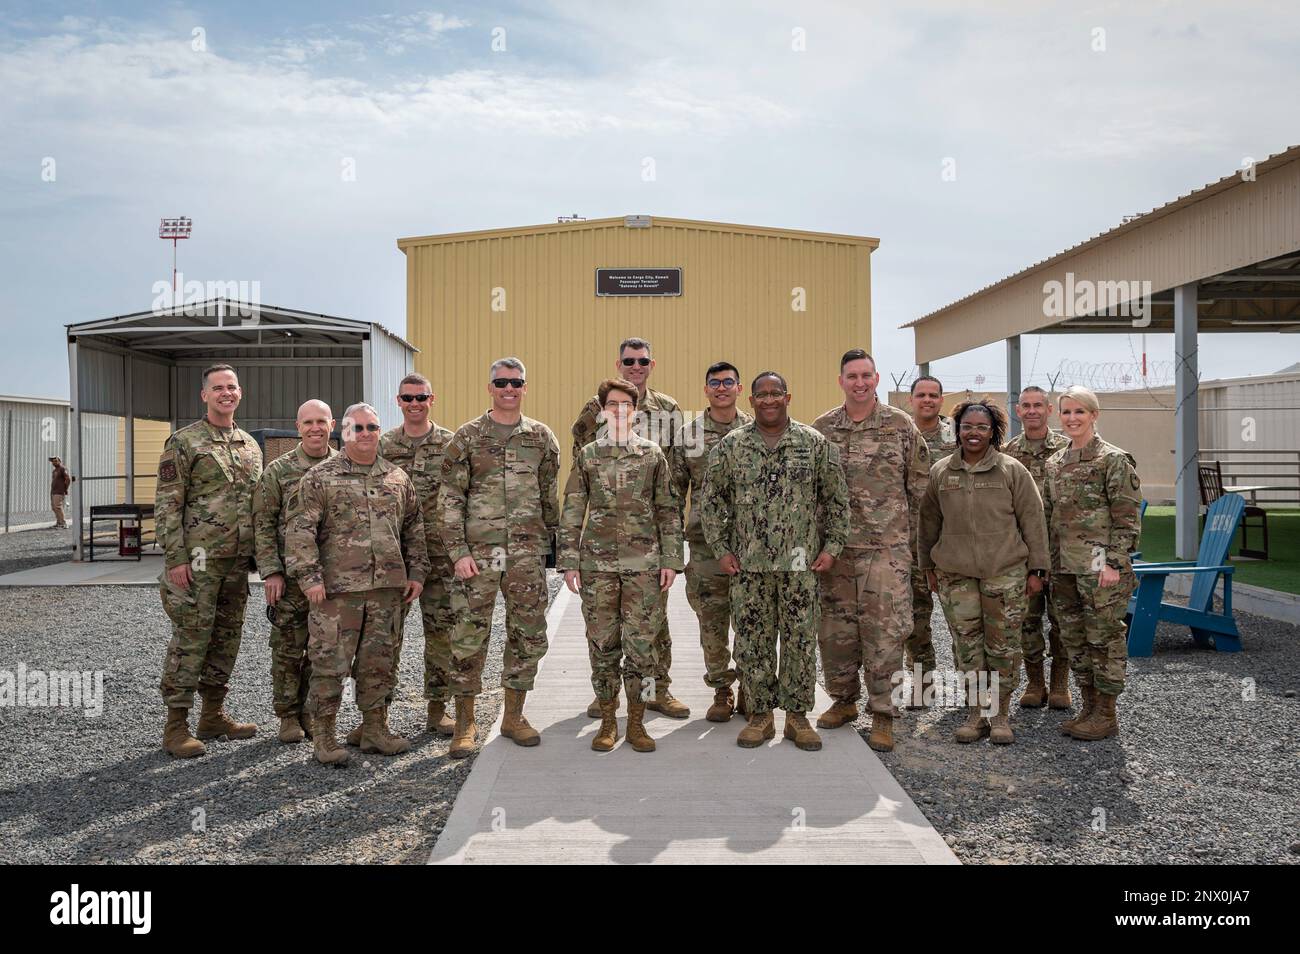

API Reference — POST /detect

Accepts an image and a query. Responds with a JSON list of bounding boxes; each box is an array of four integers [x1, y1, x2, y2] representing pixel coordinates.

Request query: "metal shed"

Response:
[[65, 299, 416, 559]]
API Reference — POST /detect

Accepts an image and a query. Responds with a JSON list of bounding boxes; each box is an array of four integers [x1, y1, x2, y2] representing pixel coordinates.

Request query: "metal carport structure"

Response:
[[65, 299, 417, 560], [904, 146, 1300, 559]]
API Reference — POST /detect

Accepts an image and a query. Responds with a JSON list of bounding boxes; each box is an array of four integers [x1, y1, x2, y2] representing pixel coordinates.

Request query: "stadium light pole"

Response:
[[158, 216, 192, 298]]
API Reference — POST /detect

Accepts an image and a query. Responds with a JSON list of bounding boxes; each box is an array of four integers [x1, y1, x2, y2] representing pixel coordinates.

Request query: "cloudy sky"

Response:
[[2, 0, 1297, 399]]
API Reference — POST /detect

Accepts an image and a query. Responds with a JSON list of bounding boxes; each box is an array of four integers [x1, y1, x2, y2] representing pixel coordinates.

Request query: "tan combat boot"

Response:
[[278, 714, 305, 744], [585, 696, 603, 719], [954, 706, 990, 743], [1069, 692, 1118, 740], [816, 699, 858, 729], [449, 695, 477, 759], [867, 711, 894, 752], [427, 700, 455, 737], [1019, 661, 1047, 708], [345, 723, 363, 747], [360, 707, 411, 755], [1047, 662, 1073, 709], [313, 713, 350, 766], [625, 698, 656, 752], [501, 688, 541, 746], [1061, 683, 1096, 735], [646, 687, 690, 719], [195, 688, 257, 740], [705, 687, 735, 723], [783, 711, 823, 751], [592, 698, 620, 751], [989, 691, 1015, 744], [163, 708, 206, 758], [736, 710, 775, 748]]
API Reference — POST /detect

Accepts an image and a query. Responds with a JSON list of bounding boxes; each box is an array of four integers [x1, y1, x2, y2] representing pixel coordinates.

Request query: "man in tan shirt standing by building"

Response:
[[49, 457, 74, 529]]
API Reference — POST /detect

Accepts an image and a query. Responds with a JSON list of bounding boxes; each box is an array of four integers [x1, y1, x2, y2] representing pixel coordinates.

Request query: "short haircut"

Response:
[[619, 337, 652, 356], [1018, 385, 1050, 400], [489, 356, 526, 380], [202, 364, 237, 388], [1059, 385, 1100, 414], [910, 375, 943, 395], [751, 370, 788, 392], [597, 377, 639, 408], [399, 372, 431, 390], [840, 349, 876, 371], [705, 361, 739, 382], [952, 399, 1008, 449], [342, 402, 379, 423]]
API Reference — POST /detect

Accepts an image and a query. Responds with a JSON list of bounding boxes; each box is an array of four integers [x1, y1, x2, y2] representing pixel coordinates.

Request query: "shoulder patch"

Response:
[[158, 453, 178, 483]]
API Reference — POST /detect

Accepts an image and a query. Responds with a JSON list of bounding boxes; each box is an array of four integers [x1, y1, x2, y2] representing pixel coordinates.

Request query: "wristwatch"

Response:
[[1029, 569, 1048, 579]]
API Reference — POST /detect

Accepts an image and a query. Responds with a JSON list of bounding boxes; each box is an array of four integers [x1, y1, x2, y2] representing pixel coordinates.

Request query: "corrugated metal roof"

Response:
[[904, 144, 1300, 329]]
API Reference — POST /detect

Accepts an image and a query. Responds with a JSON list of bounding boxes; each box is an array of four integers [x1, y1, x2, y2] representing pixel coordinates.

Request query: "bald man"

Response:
[[253, 399, 338, 743]]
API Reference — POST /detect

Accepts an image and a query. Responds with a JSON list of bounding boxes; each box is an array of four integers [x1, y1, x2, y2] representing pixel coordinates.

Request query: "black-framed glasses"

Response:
[[491, 378, 525, 388], [707, 377, 738, 389], [621, 357, 652, 367], [752, 390, 787, 402], [399, 393, 432, 403], [349, 423, 382, 433]]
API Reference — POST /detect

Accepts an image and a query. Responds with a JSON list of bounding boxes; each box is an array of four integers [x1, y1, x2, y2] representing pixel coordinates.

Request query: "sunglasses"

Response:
[[621, 357, 652, 367], [349, 423, 382, 433], [492, 378, 525, 389], [399, 394, 432, 403]]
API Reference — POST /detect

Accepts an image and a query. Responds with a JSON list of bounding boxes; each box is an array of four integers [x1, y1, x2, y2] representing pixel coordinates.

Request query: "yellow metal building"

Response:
[[398, 215, 879, 479]]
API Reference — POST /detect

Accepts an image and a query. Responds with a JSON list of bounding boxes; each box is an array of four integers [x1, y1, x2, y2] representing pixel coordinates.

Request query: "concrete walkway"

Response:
[[431, 577, 958, 865]]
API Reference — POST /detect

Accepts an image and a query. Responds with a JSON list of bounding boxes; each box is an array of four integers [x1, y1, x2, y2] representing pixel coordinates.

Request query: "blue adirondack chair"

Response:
[[1126, 494, 1243, 656]]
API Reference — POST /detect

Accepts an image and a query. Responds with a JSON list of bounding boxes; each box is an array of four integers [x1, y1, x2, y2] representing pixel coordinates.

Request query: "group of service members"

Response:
[[153, 338, 1141, 765]]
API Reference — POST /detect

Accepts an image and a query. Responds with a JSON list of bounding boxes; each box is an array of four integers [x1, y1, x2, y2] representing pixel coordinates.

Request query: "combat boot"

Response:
[[1069, 691, 1118, 741], [195, 687, 257, 740], [954, 706, 990, 743], [705, 687, 735, 723], [867, 711, 894, 752], [427, 700, 455, 737], [1019, 661, 1047, 708], [163, 708, 206, 758], [989, 691, 1015, 744], [645, 688, 690, 719], [360, 707, 411, 755], [586, 696, 603, 719], [625, 698, 656, 752], [501, 688, 541, 746], [1047, 662, 1073, 709], [346, 723, 363, 746], [816, 699, 858, 729], [736, 710, 775, 748], [313, 713, 350, 765], [449, 695, 477, 759], [782, 711, 822, 751], [592, 698, 619, 751], [1061, 683, 1096, 735], [278, 714, 305, 744]]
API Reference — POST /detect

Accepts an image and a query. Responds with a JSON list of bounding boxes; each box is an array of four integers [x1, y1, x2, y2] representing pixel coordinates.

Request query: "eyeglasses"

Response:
[[621, 357, 652, 367], [707, 377, 738, 389], [399, 394, 432, 403], [491, 378, 526, 389], [959, 423, 992, 433], [349, 423, 382, 433], [753, 391, 787, 402]]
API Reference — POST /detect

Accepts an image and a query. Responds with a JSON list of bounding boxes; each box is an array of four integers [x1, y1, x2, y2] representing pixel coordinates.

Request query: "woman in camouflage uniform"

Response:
[[1044, 386, 1142, 741], [919, 400, 1049, 745], [558, 378, 683, 754]]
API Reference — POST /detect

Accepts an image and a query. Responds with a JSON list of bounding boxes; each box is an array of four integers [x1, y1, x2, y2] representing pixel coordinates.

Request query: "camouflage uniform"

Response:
[[573, 388, 681, 694], [909, 415, 957, 672], [1004, 428, 1070, 665], [670, 409, 752, 689], [286, 454, 428, 719], [812, 403, 929, 714], [1044, 435, 1142, 697], [380, 423, 456, 703], [156, 419, 263, 709], [253, 442, 337, 718], [439, 412, 560, 695], [918, 450, 1050, 698], [559, 434, 684, 701], [699, 421, 849, 714]]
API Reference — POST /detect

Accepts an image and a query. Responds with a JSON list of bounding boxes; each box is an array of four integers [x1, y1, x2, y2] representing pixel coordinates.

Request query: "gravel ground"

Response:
[[868, 604, 1300, 865], [0, 571, 562, 864], [0, 526, 76, 577]]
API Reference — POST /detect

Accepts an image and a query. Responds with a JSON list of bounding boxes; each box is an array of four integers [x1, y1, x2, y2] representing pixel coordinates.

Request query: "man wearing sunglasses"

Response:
[[287, 403, 429, 765], [812, 350, 930, 753], [572, 337, 689, 720], [439, 358, 560, 758], [670, 361, 751, 722], [375, 373, 458, 742]]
